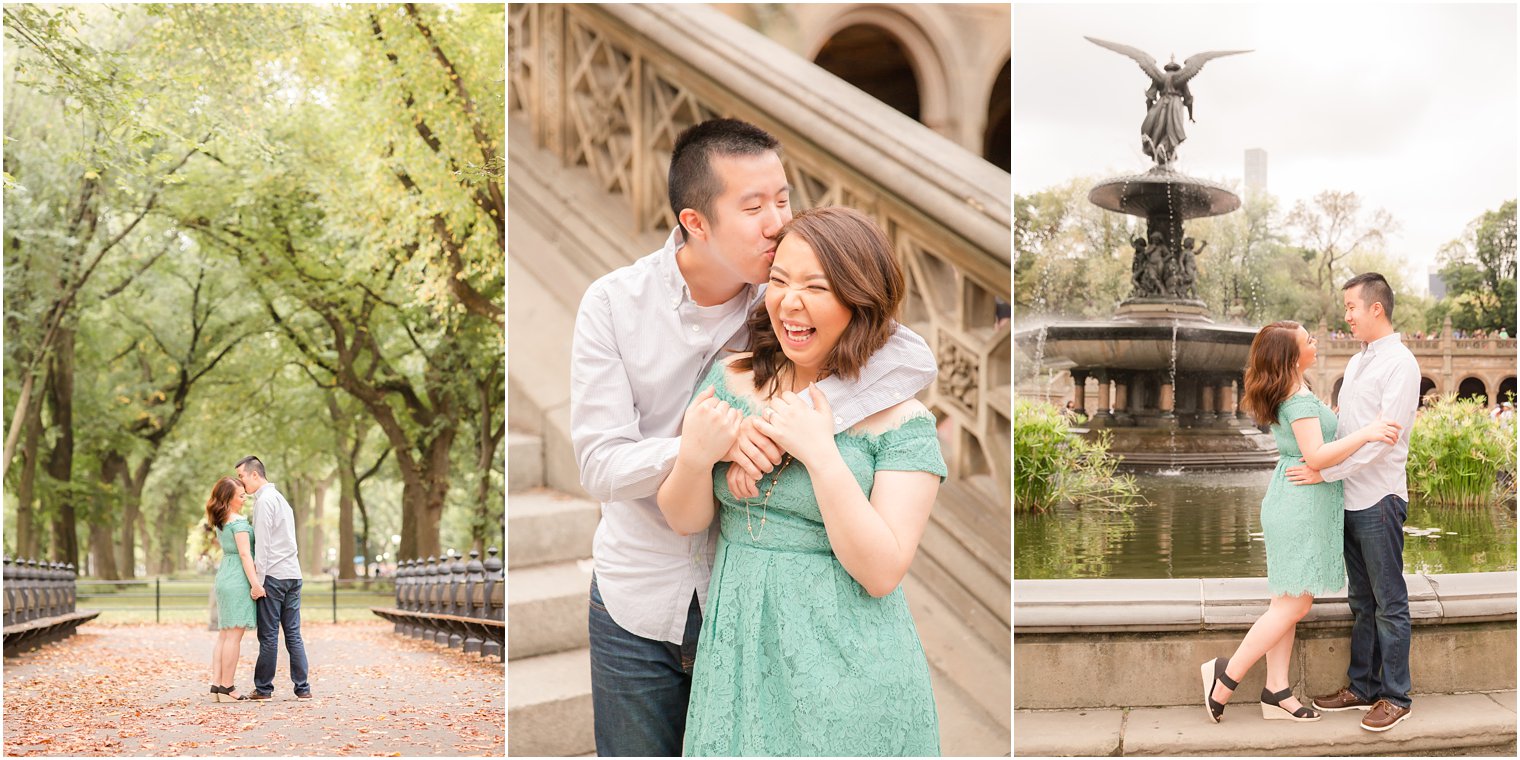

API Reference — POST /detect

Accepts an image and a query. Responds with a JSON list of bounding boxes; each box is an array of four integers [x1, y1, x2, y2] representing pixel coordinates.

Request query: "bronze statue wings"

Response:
[[1084, 36, 1251, 85]]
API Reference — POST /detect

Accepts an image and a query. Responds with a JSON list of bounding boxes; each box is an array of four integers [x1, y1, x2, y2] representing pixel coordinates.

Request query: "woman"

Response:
[[1201, 321, 1400, 723], [207, 476, 264, 702], [657, 207, 944, 756]]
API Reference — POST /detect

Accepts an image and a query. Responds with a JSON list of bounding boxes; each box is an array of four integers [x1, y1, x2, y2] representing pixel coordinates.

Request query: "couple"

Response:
[[205, 456, 312, 702], [571, 118, 944, 756], [1202, 273, 1420, 732]]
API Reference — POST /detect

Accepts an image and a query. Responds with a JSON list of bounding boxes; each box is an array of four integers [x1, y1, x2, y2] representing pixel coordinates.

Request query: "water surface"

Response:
[[1014, 470, 1518, 579]]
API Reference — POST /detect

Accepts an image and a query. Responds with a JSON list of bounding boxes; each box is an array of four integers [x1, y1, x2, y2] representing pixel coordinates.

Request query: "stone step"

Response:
[[507, 431, 543, 493], [507, 558, 593, 660], [506, 253, 585, 497], [1014, 689, 1517, 757], [507, 489, 599, 570], [933, 661, 1013, 756], [905, 574, 1011, 733], [507, 647, 594, 758]]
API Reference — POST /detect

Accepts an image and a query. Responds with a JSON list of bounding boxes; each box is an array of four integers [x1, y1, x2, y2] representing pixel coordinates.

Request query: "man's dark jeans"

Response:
[[1343, 494, 1412, 708], [587, 574, 702, 757], [254, 577, 310, 696]]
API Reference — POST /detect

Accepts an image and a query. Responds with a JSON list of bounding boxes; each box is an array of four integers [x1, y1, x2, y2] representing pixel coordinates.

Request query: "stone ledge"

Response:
[[1015, 572, 1516, 633], [1014, 690, 1518, 757]]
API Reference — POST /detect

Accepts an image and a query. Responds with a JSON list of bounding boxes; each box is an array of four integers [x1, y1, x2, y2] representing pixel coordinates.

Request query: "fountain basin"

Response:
[[1025, 321, 1257, 373], [1088, 166, 1240, 220]]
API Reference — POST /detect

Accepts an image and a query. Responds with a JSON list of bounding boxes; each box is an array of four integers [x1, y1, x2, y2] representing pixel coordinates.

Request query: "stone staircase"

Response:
[[507, 112, 1009, 755], [506, 431, 598, 757]]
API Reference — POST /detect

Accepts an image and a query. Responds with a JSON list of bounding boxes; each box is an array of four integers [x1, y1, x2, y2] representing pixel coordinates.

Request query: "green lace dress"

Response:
[[683, 363, 946, 757], [215, 516, 257, 629], [1261, 391, 1347, 597]]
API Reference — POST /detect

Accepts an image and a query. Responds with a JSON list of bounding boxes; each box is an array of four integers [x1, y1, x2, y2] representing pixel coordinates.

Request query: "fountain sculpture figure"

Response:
[[1016, 37, 1274, 469]]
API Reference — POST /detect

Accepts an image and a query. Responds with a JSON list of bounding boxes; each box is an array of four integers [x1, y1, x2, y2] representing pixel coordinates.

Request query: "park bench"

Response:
[[371, 548, 504, 661], [3, 557, 100, 657]]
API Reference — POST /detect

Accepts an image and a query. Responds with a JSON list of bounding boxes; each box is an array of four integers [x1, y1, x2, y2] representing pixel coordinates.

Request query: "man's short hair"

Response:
[[234, 455, 265, 479], [1342, 272, 1395, 320], [668, 118, 781, 236]]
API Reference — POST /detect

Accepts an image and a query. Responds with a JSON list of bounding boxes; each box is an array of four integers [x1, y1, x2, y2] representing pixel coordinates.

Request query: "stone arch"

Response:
[[1418, 376, 1437, 407], [806, 7, 953, 137], [1457, 376, 1488, 405], [983, 57, 1010, 172], [1499, 376, 1517, 406]]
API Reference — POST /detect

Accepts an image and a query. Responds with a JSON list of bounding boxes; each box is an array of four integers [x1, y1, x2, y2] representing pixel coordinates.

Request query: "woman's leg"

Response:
[[219, 629, 244, 690], [212, 635, 225, 687], [1211, 593, 1314, 704], [1263, 621, 1309, 712]]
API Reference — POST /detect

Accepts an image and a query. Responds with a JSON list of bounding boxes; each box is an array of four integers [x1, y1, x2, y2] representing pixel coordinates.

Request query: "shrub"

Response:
[[1014, 398, 1142, 512], [1407, 395, 1518, 507]]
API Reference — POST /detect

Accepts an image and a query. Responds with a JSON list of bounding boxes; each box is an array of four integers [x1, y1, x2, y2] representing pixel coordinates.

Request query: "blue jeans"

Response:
[[254, 577, 310, 695], [1343, 494, 1412, 708], [588, 574, 702, 757]]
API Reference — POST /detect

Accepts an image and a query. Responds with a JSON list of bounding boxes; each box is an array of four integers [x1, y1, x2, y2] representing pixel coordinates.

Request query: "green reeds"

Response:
[[1014, 398, 1142, 512], [1406, 395, 1519, 508]]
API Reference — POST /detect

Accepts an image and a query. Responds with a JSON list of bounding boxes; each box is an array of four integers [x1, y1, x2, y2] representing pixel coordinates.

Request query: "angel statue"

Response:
[[1085, 37, 1251, 165]]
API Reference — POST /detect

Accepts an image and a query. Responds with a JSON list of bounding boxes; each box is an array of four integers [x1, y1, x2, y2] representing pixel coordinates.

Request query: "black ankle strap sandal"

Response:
[[1201, 657, 1239, 723], [1261, 686, 1320, 721]]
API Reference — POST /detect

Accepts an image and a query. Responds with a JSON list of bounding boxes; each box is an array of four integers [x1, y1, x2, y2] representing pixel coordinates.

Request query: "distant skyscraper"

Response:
[[1244, 148, 1268, 194], [1429, 272, 1447, 300]]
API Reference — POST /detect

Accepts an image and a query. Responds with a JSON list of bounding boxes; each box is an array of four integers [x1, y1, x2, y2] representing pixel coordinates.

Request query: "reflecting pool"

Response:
[[1014, 470, 1519, 579]]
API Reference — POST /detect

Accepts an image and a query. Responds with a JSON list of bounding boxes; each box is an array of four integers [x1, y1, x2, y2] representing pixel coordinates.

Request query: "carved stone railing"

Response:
[[509, 3, 1011, 512]]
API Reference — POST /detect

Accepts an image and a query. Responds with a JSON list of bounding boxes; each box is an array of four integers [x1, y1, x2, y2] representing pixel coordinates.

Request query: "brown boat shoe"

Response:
[[1360, 699, 1412, 732], [1311, 686, 1375, 712]]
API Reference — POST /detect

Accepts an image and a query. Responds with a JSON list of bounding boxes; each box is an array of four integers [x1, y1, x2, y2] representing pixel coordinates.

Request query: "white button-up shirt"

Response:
[[1319, 333, 1422, 510], [251, 483, 302, 583], [570, 228, 937, 644]]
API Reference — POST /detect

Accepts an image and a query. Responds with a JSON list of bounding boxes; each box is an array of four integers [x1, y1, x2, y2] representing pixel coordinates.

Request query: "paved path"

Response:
[[3, 621, 504, 756], [1015, 690, 1516, 757]]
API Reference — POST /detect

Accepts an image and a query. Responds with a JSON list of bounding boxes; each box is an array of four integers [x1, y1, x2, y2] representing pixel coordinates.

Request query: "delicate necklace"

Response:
[[744, 453, 792, 541]]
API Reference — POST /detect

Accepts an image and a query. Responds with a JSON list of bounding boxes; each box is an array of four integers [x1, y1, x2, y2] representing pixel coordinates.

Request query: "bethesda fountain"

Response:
[[1016, 37, 1276, 469]]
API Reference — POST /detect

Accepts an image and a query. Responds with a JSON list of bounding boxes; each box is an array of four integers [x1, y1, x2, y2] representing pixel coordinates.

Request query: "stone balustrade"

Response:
[[371, 548, 504, 661], [3, 556, 100, 656]]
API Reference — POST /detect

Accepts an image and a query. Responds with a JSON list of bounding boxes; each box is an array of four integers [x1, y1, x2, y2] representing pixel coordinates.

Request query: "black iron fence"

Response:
[[71, 576, 396, 624], [371, 548, 504, 660], [3, 556, 100, 655]]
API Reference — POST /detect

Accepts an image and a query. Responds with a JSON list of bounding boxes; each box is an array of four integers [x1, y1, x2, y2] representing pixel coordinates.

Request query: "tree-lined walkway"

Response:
[[3, 621, 503, 756]]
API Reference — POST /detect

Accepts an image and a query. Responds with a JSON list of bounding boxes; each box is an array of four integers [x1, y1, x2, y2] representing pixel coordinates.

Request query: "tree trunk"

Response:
[[89, 520, 120, 580], [309, 476, 329, 575], [15, 386, 45, 558], [45, 328, 77, 569], [472, 373, 504, 554], [118, 459, 151, 580]]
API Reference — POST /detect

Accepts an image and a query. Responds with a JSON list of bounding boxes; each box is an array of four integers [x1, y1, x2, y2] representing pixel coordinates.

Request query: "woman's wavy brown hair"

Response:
[[205, 476, 245, 530], [1241, 321, 1308, 426], [734, 207, 904, 392]]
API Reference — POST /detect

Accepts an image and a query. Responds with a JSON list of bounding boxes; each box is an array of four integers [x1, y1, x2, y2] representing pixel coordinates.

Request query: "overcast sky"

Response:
[[1014, 3, 1518, 290]]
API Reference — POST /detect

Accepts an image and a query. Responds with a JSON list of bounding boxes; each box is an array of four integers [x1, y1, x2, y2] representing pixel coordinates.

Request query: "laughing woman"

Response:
[[1200, 321, 1400, 723], [657, 207, 944, 756]]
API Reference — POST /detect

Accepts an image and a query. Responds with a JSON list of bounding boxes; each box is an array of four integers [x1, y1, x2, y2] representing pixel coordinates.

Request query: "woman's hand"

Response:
[[1358, 414, 1402, 445], [250, 584, 266, 600], [679, 386, 742, 468], [753, 385, 836, 466]]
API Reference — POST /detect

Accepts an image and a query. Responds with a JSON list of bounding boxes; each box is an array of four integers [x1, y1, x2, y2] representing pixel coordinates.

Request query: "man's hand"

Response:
[[250, 584, 267, 600], [678, 386, 742, 468], [1285, 460, 1325, 485], [721, 417, 782, 499]]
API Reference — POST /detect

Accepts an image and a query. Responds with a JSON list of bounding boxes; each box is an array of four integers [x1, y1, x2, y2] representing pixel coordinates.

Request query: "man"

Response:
[[1286, 273, 1420, 732], [236, 455, 311, 701], [570, 118, 935, 756]]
